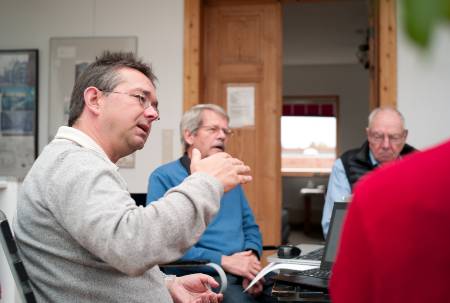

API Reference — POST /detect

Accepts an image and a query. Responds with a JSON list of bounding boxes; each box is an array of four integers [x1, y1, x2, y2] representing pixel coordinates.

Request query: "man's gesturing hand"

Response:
[[190, 148, 252, 192], [168, 273, 223, 303]]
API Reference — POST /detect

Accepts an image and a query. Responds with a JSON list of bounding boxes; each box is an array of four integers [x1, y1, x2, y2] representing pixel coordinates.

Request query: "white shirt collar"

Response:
[[53, 126, 118, 169], [369, 150, 379, 166]]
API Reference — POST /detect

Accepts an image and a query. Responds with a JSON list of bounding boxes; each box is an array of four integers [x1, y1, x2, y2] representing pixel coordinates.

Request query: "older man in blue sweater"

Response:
[[147, 104, 273, 303]]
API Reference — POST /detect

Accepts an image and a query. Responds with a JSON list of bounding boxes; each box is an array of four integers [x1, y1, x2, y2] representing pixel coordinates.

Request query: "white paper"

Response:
[[226, 85, 255, 128], [244, 262, 317, 292]]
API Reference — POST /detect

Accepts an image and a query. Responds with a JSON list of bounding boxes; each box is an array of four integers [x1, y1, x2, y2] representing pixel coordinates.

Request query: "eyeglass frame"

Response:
[[195, 125, 234, 137], [367, 130, 407, 144], [99, 89, 160, 120]]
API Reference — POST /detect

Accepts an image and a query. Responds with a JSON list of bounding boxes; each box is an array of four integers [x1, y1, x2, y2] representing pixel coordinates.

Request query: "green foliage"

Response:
[[402, 0, 450, 47]]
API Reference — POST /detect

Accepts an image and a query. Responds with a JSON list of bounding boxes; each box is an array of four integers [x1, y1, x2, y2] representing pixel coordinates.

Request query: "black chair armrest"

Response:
[[160, 260, 228, 294]]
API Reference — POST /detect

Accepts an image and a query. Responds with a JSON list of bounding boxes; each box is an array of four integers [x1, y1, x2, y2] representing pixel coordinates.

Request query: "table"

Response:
[[267, 244, 329, 302], [272, 281, 330, 302]]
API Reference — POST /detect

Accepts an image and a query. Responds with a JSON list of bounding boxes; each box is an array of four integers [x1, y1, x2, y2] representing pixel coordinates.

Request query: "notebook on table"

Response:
[[274, 202, 348, 290]]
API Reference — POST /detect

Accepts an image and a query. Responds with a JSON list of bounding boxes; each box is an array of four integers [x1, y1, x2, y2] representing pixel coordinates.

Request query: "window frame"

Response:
[[281, 95, 340, 176]]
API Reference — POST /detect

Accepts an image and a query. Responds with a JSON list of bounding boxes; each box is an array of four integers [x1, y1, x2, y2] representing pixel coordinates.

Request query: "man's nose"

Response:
[[381, 135, 390, 148], [217, 128, 227, 139], [144, 105, 159, 121]]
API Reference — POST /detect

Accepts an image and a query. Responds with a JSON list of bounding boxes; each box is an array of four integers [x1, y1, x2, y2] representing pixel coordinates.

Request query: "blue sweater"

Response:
[[147, 157, 262, 265]]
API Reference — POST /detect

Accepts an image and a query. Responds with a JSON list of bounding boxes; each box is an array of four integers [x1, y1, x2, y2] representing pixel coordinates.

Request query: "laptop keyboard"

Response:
[[300, 268, 331, 279], [297, 247, 324, 261]]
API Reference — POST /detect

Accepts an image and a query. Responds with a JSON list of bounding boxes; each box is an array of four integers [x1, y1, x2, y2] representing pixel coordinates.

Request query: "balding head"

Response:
[[366, 107, 408, 164]]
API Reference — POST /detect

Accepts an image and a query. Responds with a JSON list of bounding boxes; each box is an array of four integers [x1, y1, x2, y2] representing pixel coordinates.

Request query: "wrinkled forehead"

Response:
[[200, 109, 229, 126], [369, 111, 404, 133]]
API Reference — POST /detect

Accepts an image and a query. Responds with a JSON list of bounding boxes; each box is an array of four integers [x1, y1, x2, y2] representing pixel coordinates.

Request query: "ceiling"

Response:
[[283, 0, 369, 66]]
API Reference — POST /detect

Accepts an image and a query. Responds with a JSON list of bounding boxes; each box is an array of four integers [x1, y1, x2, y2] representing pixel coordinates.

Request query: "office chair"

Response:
[[0, 210, 37, 303]]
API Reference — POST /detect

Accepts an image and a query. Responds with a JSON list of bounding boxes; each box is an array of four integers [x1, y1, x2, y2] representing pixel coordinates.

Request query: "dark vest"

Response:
[[340, 141, 416, 190], [179, 153, 191, 174]]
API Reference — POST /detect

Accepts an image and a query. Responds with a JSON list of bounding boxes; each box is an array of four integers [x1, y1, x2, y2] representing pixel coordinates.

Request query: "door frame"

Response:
[[183, 0, 397, 110]]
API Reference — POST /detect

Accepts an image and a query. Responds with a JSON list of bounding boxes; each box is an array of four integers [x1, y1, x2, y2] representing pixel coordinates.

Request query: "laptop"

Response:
[[274, 202, 348, 290]]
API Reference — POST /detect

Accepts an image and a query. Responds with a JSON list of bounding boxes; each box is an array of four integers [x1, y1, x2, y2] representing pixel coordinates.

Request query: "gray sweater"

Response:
[[13, 127, 223, 302]]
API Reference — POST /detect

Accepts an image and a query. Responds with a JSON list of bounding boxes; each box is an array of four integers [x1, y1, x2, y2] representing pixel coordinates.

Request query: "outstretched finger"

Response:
[[199, 274, 220, 289], [238, 175, 253, 184], [229, 157, 244, 166], [236, 164, 251, 174]]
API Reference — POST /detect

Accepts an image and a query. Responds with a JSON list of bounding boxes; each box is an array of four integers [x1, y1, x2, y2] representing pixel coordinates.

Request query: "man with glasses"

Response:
[[147, 104, 273, 303], [321, 107, 416, 238], [14, 52, 253, 302]]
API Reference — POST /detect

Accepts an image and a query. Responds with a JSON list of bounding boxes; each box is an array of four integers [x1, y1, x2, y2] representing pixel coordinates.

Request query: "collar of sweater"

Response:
[[54, 126, 118, 170]]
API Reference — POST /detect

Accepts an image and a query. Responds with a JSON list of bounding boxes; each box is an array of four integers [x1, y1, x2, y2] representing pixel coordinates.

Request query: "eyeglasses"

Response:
[[197, 125, 233, 137], [100, 90, 160, 120], [369, 131, 405, 144]]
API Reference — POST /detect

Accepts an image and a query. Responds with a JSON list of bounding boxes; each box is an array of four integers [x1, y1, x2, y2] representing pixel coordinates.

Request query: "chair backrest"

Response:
[[0, 210, 37, 303], [130, 193, 147, 207]]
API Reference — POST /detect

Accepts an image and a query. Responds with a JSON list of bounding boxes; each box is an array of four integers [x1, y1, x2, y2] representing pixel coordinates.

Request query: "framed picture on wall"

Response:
[[0, 49, 38, 179]]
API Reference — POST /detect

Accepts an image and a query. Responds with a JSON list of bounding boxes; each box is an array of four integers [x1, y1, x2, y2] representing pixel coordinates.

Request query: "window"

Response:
[[282, 96, 338, 174]]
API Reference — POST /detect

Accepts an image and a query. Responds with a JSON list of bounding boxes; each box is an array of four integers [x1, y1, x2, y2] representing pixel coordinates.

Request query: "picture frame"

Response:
[[0, 49, 38, 179], [48, 37, 137, 168]]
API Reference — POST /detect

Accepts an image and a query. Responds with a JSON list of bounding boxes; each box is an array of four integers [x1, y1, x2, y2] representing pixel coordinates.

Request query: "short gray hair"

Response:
[[68, 51, 157, 126], [368, 107, 405, 129], [180, 104, 229, 151]]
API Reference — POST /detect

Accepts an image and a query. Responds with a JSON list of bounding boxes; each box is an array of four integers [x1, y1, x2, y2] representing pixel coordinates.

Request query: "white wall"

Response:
[[283, 1, 368, 66], [397, 22, 450, 149], [0, 0, 184, 193]]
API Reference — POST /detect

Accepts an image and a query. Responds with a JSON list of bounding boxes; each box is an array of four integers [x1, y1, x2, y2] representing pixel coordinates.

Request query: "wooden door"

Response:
[[183, 0, 397, 248], [200, 0, 282, 247]]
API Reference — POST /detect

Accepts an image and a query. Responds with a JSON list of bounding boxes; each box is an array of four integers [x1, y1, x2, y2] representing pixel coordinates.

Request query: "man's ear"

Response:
[[83, 86, 102, 115], [365, 127, 370, 138], [184, 129, 195, 146], [404, 129, 408, 139]]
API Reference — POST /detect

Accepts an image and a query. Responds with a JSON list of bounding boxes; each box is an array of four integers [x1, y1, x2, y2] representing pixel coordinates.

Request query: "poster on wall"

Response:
[[49, 37, 137, 168], [0, 49, 38, 179], [226, 84, 255, 128]]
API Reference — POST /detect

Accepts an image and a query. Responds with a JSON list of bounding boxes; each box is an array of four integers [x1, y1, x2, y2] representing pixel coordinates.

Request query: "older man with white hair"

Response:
[[321, 107, 416, 238]]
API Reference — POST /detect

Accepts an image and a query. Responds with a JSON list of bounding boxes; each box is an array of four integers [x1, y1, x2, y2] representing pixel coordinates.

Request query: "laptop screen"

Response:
[[323, 202, 348, 264]]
